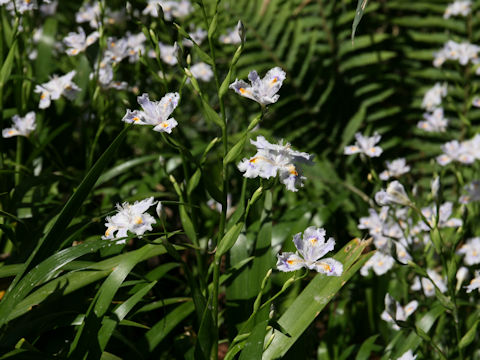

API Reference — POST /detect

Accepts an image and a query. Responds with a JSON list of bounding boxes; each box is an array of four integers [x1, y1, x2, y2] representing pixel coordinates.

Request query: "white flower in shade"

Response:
[[277, 227, 343, 276], [125, 32, 146, 62], [422, 83, 447, 111], [34, 70, 80, 109], [183, 27, 207, 47], [381, 293, 418, 330], [63, 27, 99, 56], [379, 158, 410, 180], [444, 0, 471, 18], [434, 40, 480, 67], [105, 37, 129, 64], [436, 139, 475, 166], [465, 271, 480, 293], [375, 181, 412, 207], [190, 62, 213, 82], [457, 237, 480, 265], [358, 207, 389, 239], [2, 112, 36, 138], [360, 251, 395, 276], [397, 350, 417, 360], [148, 42, 178, 65], [418, 108, 448, 132], [122, 92, 180, 133], [460, 180, 480, 204], [420, 202, 462, 230], [411, 269, 447, 297], [103, 197, 156, 243], [344, 132, 383, 158], [75, 2, 101, 28], [219, 26, 242, 45], [229, 67, 286, 106], [91, 60, 128, 90], [1, 0, 36, 13], [40, 0, 57, 15], [237, 136, 313, 192]]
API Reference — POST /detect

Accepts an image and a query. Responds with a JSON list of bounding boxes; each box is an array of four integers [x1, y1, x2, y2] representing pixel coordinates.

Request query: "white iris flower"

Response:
[[122, 92, 180, 133], [344, 132, 383, 158], [103, 197, 157, 243], [379, 158, 411, 180], [276, 226, 343, 276], [237, 136, 313, 192], [63, 27, 99, 56], [229, 67, 286, 105], [2, 112, 36, 138], [34, 70, 80, 109]]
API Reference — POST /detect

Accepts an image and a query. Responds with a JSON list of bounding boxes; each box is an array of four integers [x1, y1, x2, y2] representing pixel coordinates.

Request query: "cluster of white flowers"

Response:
[[2, 112, 36, 138], [63, 27, 99, 56], [237, 136, 313, 192], [76, 2, 124, 29], [34, 70, 80, 109], [418, 83, 448, 132], [381, 293, 418, 330], [421, 83, 447, 112], [277, 227, 343, 276], [103, 197, 157, 243], [122, 92, 180, 133], [344, 132, 383, 158], [437, 134, 480, 166], [143, 0, 193, 20], [229, 67, 286, 106], [433, 40, 480, 68], [444, 0, 471, 19], [379, 158, 410, 181], [0, 0, 37, 14]]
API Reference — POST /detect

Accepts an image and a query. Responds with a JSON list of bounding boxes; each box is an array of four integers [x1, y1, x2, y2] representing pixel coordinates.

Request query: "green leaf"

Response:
[[0, 126, 131, 328], [0, 40, 17, 88], [352, 0, 368, 41], [215, 222, 244, 259], [239, 316, 269, 360], [201, 99, 224, 129], [143, 301, 195, 351], [459, 319, 479, 349], [224, 135, 247, 165], [355, 334, 380, 360], [95, 155, 158, 188]]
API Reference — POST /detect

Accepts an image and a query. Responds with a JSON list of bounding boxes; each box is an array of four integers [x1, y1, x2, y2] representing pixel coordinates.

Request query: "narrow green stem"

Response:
[[14, 136, 23, 186], [199, 1, 228, 357]]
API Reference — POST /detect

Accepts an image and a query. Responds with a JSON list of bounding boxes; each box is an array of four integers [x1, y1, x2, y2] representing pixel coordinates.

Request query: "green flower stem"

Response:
[[14, 136, 23, 186], [198, 1, 229, 358]]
